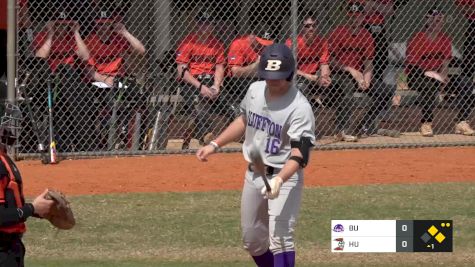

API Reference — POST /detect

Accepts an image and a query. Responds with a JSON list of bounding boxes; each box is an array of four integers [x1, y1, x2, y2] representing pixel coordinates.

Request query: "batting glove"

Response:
[[261, 176, 283, 200]]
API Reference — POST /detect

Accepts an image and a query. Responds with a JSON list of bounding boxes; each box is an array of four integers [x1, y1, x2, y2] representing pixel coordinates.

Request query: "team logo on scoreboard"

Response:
[[333, 224, 344, 232], [333, 238, 345, 251]]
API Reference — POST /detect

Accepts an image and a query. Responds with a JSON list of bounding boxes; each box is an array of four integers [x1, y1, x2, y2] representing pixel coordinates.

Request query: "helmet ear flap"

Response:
[[286, 71, 294, 82]]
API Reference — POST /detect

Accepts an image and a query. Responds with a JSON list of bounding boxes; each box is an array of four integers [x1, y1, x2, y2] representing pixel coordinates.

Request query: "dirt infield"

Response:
[[18, 147, 475, 197]]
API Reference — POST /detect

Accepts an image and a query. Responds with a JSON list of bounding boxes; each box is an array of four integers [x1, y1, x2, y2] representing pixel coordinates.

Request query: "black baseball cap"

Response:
[[251, 24, 274, 46], [258, 43, 295, 80]]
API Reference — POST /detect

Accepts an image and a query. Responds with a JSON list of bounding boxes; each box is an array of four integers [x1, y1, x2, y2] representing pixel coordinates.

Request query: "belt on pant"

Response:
[[248, 163, 277, 176]]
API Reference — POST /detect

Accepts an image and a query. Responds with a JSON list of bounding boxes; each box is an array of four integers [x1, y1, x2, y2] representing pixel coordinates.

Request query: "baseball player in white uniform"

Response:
[[197, 43, 315, 267]]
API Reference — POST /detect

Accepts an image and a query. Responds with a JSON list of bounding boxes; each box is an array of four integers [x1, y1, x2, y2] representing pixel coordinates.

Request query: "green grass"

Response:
[[25, 182, 475, 266]]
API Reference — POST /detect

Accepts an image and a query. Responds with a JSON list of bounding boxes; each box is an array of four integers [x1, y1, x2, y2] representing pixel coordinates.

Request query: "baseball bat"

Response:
[[20, 73, 49, 164], [249, 146, 271, 192], [148, 109, 162, 151], [47, 78, 58, 164]]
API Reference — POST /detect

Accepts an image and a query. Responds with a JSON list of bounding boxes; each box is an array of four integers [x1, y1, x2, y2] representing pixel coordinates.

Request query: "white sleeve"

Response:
[[287, 103, 316, 144], [239, 84, 253, 115]]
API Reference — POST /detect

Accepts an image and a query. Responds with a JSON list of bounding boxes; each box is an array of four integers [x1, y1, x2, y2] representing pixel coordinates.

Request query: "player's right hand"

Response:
[[32, 189, 55, 218], [200, 85, 214, 99], [196, 145, 216, 162], [209, 85, 220, 99], [319, 75, 332, 87]]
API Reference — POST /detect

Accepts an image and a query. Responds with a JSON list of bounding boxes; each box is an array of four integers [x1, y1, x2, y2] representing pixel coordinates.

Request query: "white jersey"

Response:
[[240, 81, 316, 168]]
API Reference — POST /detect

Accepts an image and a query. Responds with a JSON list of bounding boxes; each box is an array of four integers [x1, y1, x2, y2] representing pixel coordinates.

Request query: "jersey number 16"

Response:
[[265, 137, 281, 154]]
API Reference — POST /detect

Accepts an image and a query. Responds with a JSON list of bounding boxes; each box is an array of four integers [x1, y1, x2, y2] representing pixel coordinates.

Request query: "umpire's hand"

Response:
[[196, 145, 216, 162]]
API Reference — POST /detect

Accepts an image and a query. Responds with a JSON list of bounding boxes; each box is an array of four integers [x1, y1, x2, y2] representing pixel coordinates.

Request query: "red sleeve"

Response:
[[406, 32, 423, 66], [328, 28, 340, 54], [176, 36, 193, 64], [365, 32, 375, 60], [320, 39, 330, 64], [33, 32, 47, 51], [215, 41, 225, 65], [227, 39, 246, 66]]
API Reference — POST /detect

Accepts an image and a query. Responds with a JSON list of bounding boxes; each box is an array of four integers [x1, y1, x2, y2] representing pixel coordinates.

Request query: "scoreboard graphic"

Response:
[[331, 220, 453, 252]]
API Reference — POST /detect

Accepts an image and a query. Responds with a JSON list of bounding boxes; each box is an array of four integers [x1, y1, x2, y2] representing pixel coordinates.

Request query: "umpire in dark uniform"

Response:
[[0, 102, 53, 267]]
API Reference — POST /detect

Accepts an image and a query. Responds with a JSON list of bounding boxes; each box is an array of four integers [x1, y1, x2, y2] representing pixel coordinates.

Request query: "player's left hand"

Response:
[[71, 21, 80, 34], [210, 85, 220, 99], [261, 176, 283, 200], [196, 145, 216, 162], [114, 23, 127, 34]]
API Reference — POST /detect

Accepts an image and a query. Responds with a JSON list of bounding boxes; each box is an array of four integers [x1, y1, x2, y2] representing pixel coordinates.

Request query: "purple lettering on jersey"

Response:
[[261, 117, 269, 131], [268, 122, 275, 136], [256, 116, 262, 129], [274, 124, 282, 139], [247, 111, 283, 139], [247, 111, 255, 127]]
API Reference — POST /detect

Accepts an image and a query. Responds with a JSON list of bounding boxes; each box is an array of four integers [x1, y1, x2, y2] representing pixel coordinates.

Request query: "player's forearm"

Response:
[[122, 31, 146, 54], [320, 64, 331, 77], [277, 148, 303, 182], [342, 65, 358, 74], [363, 60, 373, 84], [35, 38, 53, 58], [213, 64, 225, 87], [0, 204, 35, 226], [177, 64, 201, 88], [94, 72, 114, 85], [231, 64, 258, 78], [74, 33, 90, 61], [214, 115, 246, 147]]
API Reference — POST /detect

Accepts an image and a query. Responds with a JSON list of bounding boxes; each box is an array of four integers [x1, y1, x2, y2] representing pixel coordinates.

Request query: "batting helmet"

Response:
[[258, 43, 295, 81]]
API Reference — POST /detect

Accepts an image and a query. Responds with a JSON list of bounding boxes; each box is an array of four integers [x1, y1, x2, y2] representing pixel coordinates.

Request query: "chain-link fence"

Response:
[[6, 0, 475, 158]]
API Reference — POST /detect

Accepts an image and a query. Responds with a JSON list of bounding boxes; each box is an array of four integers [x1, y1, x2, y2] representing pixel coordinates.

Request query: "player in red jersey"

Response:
[[33, 9, 92, 152], [86, 11, 145, 86], [285, 16, 331, 99], [406, 7, 474, 136], [329, 1, 394, 142], [85, 10, 146, 150], [176, 11, 225, 149]]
